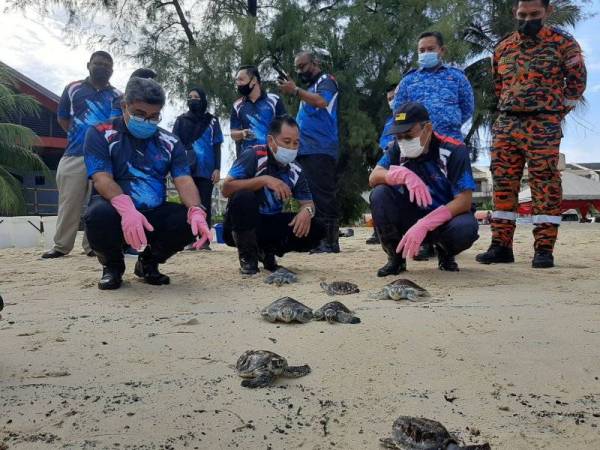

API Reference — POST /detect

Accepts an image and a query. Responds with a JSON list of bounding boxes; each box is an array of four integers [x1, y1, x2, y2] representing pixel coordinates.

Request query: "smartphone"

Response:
[[274, 63, 289, 82]]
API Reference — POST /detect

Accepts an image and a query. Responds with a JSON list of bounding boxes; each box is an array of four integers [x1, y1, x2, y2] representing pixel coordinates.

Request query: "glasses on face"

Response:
[[295, 61, 310, 72], [128, 110, 161, 124]]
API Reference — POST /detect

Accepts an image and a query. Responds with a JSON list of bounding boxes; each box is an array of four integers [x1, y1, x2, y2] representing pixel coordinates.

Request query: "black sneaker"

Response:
[[377, 258, 407, 277], [261, 252, 279, 272], [239, 257, 259, 275], [438, 253, 459, 272], [41, 249, 66, 259], [98, 267, 123, 290], [134, 260, 170, 285], [475, 245, 515, 264], [365, 231, 380, 245], [532, 250, 554, 269]]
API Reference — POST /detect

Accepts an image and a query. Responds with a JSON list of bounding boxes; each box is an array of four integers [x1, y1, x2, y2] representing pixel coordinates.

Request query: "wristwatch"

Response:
[[293, 87, 300, 97], [303, 205, 315, 218]]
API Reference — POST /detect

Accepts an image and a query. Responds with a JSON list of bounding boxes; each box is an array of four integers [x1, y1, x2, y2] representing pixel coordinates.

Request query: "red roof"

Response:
[[0, 60, 60, 112]]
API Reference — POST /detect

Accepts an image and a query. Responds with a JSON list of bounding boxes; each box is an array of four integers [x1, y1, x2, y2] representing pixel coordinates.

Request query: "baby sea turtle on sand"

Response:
[[313, 301, 361, 324], [320, 281, 360, 296], [370, 279, 430, 301], [236, 350, 311, 388], [264, 267, 298, 286], [380, 416, 490, 450], [261, 297, 313, 323]]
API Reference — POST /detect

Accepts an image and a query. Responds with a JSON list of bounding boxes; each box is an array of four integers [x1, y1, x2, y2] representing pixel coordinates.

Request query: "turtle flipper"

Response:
[[406, 290, 418, 302], [379, 437, 401, 449], [241, 372, 275, 388], [336, 311, 361, 324], [369, 290, 388, 300], [283, 364, 311, 378]]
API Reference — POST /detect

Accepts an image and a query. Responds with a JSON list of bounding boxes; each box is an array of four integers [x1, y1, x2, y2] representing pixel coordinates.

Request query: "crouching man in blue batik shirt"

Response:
[[83, 77, 211, 290], [222, 116, 324, 276], [369, 102, 479, 277]]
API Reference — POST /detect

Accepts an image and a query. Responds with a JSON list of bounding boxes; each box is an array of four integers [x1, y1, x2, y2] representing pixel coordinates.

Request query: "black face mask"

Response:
[[90, 66, 112, 84], [188, 98, 207, 115], [518, 19, 543, 37], [237, 80, 254, 97], [298, 72, 314, 85]]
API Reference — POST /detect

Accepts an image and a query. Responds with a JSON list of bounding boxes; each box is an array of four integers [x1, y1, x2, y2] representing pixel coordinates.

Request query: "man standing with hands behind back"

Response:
[[279, 51, 341, 254]]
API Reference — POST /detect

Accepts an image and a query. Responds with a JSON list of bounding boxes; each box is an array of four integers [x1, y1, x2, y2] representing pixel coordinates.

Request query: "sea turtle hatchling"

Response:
[[380, 416, 491, 450], [313, 301, 361, 324], [236, 350, 311, 388], [264, 267, 298, 286], [260, 297, 313, 323], [320, 281, 360, 296], [370, 279, 430, 301]]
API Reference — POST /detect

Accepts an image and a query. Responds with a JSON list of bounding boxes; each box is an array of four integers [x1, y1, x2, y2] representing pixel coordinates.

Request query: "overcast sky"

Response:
[[1, 2, 599, 170]]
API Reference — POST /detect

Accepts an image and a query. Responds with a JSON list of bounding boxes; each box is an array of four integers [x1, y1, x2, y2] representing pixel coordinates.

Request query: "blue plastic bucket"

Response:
[[214, 223, 225, 244]]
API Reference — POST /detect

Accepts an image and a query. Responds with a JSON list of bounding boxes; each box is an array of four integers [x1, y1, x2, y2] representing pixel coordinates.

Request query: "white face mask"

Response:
[[398, 136, 425, 159], [274, 146, 298, 165]]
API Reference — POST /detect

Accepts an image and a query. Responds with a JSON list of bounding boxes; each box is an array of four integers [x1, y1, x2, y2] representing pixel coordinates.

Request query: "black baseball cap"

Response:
[[385, 102, 430, 135]]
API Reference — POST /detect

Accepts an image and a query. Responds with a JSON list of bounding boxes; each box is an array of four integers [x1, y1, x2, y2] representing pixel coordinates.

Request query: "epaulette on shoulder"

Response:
[[95, 122, 114, 132], [435, 132, 467, 151], [550, 26, 575, 41]]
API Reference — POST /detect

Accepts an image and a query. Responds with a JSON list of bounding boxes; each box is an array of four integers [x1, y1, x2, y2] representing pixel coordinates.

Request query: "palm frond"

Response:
[[0, 165, 27, 216]]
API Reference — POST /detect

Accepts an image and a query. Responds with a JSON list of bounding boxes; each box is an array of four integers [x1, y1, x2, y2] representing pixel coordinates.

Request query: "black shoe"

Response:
[[86, 250, 96, 257], [260, 252, 279, 272], [98, 267, 123, 290], [532, 250, 554, 268], [233, 230, 260, 275], [310, 220, 341, 254], [377, 258, 407, 277], [437, 246, 459, 272], [475, 245, 515, 264], [365, 230, 380, 245], [134, 260, 170, 285], [42, 249, 66, 259], [309, 241, 339, 254], [413, 243, 435, 261]]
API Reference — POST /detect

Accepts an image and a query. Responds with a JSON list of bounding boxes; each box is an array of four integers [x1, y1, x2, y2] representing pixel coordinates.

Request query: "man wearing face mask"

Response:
[[83, 77, 211, 290], [42, 51, 122, 259], [222, 116, 322, 275], [230, 65, 287, 158], [278, 51, 340, 254], [476, 0, 587, 269], [369, 102, 479, 276], [393, 32, 474, 142], [173, 87, 224, 250]]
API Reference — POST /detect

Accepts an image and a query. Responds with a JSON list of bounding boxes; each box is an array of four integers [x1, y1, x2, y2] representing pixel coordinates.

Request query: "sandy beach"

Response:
[[1, 224, 599, 449]]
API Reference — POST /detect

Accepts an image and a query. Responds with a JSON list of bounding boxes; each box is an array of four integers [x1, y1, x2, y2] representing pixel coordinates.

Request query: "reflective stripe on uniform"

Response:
[[532, 215, 562, 224], [564, 98, 579, 108], [492, 211, 518, 221]]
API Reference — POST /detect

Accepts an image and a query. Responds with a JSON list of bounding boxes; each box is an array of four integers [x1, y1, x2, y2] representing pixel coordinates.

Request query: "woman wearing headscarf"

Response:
[[173, 87, 224, 250]]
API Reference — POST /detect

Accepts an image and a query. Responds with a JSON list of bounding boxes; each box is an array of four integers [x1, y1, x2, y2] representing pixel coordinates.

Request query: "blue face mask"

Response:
[[126, 114, 159, 139], [418, 52, 440, 69]]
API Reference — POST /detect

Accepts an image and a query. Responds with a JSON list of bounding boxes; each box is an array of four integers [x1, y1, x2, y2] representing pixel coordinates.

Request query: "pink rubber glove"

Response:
[[385, 165, 433, 208], [188, 206, 211, 250], [110, 194, 154, 251], [396, 206, 452, 259]]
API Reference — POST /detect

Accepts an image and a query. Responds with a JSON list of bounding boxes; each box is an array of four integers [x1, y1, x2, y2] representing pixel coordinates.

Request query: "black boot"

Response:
[[436, 245, 459, 272], [258, 249, 279, 272], [532, 250, 554, 268], [233, 230, 259, 275], [310, 220, 340, 254], [98, 267, 123, 290], [134, 259, 170, 285], [413, 242, 435, 261], [475, 244, 515, 264], [95, 251, 125, 290], [377, 225, 406, 277], [365, 229, 380, 245]]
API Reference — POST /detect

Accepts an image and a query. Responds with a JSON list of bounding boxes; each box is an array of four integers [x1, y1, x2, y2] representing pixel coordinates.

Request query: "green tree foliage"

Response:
[[10, 0, 586, 222], [0, 67, 48, 215]]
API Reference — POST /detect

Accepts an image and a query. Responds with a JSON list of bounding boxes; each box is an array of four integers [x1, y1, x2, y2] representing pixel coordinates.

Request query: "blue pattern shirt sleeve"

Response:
[[316, 77, 337, 103], [58, 86, 71, 119], [376, 151, 391, 169], [458, 72, 474, 125], [212, 119, 224, 145], [230, 106, 242, 130], [170, 140, 191, 179], [393, 77, 410, 111], [84, 126, 112, 178], [446, 147, 476, 196], [275, 96, 287, 117], [228, 149, 256, 180], [293, 172, 313, 201]]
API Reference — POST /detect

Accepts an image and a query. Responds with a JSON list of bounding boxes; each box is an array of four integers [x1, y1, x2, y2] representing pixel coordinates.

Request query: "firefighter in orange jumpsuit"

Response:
[[476, 0, 587, 268]]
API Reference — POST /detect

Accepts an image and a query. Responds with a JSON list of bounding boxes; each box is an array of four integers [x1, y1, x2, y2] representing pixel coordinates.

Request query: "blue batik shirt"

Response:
[[296, 73, 339, 159], [58, 79, 122, 157], [230, 92, 287, 153], [84, 118, 191, 210], [377, 133, 476, 210], [393, 65, 474, 141], [379, 115, 395, 151], [228, 145, 312, 215], [190, 118, 224, 179]]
